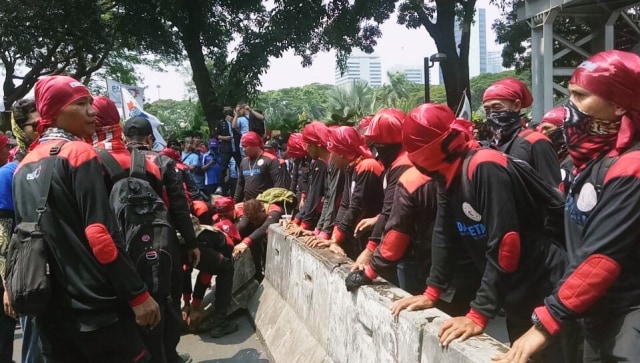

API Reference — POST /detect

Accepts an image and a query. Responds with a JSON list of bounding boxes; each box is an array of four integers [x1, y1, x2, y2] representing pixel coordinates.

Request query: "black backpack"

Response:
[[5, 141, 67, 316], [99, 148, 173, 298], [249, 114, 266, 137]]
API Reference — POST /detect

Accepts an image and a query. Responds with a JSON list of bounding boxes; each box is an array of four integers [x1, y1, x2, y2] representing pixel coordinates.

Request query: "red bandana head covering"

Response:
[[564, 50, 640, 167], [240, 131, 264, 148], [90, 96, 123, 146], [538, 106, 566, 130], [357, 115, 374, 135], [286, 133, 307, 159], [302, 121, 330, 148], [482, 77, 533, 108], [365, 108, 405, 145], [327, 126, 373, 161], [214, 197, 235, 214], [34, 76, 92, 134], [404, 103, 478, 186], [160, 147, 182, 162]]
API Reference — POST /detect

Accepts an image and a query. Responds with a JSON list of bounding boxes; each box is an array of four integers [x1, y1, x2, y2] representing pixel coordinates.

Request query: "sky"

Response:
[[1, 0, 505, 104]]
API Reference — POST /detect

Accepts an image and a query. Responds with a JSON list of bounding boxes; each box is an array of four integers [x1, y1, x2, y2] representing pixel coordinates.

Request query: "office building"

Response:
[[487, 51, 504, 73], [334, 51, 383, 87]]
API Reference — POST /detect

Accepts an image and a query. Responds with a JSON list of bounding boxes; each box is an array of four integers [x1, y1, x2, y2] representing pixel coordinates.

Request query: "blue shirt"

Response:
[[0, 161, 18, 211], [229, 157, 238, 179], [237, 116, 250, 135], [203, 152, 221, 186]]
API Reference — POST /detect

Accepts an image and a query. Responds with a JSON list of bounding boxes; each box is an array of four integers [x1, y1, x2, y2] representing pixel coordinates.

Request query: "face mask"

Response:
[[374, 144, 402, 167], [487, 110, 522, 142], [563, 100, 620, 168]]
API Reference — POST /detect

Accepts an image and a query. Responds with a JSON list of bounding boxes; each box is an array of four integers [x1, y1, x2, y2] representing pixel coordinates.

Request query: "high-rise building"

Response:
[[479, 8, 487, 74], [334, 51, 383, 87], [487, 51, 504, 73], [388, 65, 424, 84]]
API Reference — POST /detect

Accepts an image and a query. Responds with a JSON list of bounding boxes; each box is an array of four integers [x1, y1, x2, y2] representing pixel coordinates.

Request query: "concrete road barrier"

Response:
[[248, 225, 509, 363]]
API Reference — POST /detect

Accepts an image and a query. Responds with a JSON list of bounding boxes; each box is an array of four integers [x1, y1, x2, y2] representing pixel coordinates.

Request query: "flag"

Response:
[[106, 79, 145, 114], [456, 91, 472, 121], [122, 87, 167, 151]]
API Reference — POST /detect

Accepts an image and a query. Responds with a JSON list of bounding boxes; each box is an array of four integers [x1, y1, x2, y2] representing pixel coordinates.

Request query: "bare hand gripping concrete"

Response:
[[248, 225, 509, 363]]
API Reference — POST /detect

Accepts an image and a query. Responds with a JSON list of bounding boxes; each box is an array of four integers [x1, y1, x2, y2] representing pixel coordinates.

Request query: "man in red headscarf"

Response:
[[284, 132, 310, 206], [389, 103, 575, 361], [234, 131, 287, 202], [287, 122, 330, 236], [313, 126, 384, 259], [495, 50, 640, 363], [348, 109, 413, 280], [537, 106, 572, 196], [483, 78, 561, 188], [11, 76, 160, 362]]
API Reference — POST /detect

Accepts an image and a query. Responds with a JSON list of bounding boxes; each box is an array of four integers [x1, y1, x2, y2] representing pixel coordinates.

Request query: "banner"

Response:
[[107, 79, 145, 113], [121, 87, 167, 151]]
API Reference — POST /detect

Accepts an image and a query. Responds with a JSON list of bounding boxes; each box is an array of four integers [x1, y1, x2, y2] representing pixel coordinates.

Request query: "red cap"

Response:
[[214, 197, 235, 214], [302, 121, 330, 148], [34, 76, 92, 134], [482, 77, 533, 108], [327, 126, 372, 160], [286, 133, 307, 159], [365, 108, 405, 144], [240, 131, 263, 148]]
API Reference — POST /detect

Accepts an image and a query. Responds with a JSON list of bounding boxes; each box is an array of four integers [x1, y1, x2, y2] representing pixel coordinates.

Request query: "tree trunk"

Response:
[[428, 1, 475, 112]]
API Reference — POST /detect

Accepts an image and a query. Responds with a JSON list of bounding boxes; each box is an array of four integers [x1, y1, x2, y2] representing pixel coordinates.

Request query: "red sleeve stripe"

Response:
[[366, 241, 377, 252], [465, 308, 488, 329], [497, 231, 521, 273], [364, 265, 378, 280], [129, 291, 150, 307], [243, 237, 253, 247], [557, 254, 621, 314], [84, 223, 119, 264], [467, 149, 508, 180], [333, 226, 346, 244], [198, 273, 213, 286], [535, 306, 561, 336], [301, 221, 311, 230], [379, 230, 411, 261], [424, 286, 441, 302], [293, 218, 301, 226]]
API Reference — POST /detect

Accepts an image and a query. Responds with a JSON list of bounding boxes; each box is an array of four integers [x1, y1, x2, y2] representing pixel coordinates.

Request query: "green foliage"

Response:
[[143, 99, 208, 138]]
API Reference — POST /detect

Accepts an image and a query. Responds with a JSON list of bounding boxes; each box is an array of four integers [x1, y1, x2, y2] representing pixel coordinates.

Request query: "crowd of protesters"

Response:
[[0, 49, 638, 363]]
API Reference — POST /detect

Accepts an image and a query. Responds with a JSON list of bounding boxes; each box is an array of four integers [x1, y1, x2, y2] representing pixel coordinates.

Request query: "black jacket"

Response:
[[13, 139, 148, 317]]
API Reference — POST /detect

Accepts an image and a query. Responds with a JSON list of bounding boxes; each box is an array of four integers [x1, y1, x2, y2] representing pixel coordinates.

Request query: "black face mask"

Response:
[[374, 144, 403, 168], [545, 127, 568, 161], [487, 110, 522, 143]]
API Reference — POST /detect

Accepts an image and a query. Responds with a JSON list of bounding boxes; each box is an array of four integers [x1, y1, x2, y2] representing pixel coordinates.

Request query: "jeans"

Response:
[[19, 316, 43, 363]]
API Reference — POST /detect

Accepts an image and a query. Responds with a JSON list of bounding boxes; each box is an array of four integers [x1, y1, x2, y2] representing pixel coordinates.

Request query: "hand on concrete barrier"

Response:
[[233, 242, 249, 259], [491, 326, 547, 363], [390, 295, 434, 316], [328, 243, 346, 256], [351, 249, 373, 271], [354, 217, 377, 237], [314, 238, 333, 248], [345, 270, 372, 291], [302, 236, 320, 247], [438, 317, 484, 347]]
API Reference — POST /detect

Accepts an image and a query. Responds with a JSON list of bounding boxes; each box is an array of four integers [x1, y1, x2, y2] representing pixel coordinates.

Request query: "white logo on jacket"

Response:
[[462, 202, 482, 222], [26, 166, 41, 180], [576, 182, 598, 212]]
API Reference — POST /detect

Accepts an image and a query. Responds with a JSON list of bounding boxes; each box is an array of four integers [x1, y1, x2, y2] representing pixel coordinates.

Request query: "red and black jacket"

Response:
[[237, 203, 284, 247], [293, 158, 328, 230], [537, 149, 640, 336], [13, 139, 149, 315], [332, 158, 384, 244], [365, 167, 437, 280], [498, 128, 561, 188], [367, 153, 413, 249], [425, 148, 567, 329], [234, 152, 287, 202]]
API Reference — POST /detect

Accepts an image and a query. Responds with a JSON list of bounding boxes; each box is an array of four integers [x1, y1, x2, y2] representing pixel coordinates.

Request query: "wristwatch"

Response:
[[531, 311, 551, 338]]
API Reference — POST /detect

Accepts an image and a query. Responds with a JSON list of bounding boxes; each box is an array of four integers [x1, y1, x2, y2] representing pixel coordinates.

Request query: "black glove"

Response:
[[345, 270, 372, 292]]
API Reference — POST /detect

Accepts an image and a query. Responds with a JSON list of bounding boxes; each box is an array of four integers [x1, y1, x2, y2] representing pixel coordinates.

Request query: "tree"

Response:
[[118, 0, 399, 133], [397, 0, 477, 109], [0, 0, 121, 109]]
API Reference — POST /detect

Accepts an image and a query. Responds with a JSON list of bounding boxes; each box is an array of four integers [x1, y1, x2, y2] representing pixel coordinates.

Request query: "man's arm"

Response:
[[268, 157, 286, 189], [530, 139, 561, 187], [233, 159, 246, 203], [369, 164, 411, 247], [242, 206, 283, 247]]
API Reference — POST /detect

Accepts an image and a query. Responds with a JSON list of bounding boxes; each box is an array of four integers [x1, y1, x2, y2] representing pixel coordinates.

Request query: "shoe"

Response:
[[209, 319, 239, 338]]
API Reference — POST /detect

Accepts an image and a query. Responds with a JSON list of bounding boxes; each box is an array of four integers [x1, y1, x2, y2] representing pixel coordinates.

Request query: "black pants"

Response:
[[162, 242, 185, 363], [583, 308, 640, 363], [194, 248, 234, 313], [38, 309, 149, 363], [219, 152, 242, 195]]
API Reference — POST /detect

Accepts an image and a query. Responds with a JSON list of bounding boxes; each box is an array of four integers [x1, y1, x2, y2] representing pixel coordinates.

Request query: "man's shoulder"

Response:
[[0, 161, 18, 179]]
